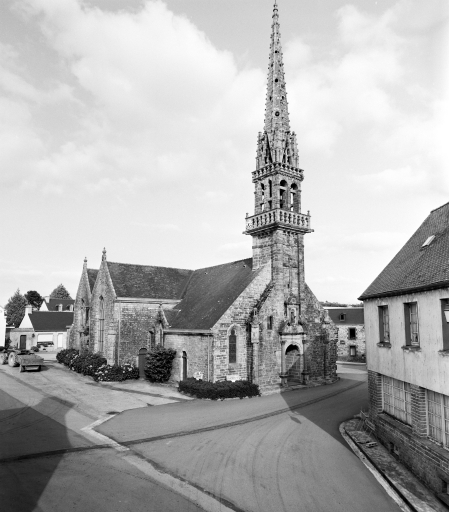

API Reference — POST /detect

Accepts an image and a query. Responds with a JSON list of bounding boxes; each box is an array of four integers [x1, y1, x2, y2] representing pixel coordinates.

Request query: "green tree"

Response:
[[25, 290, 44, 310], [4, 289, 27, 327], [50, 284, 72, 300]]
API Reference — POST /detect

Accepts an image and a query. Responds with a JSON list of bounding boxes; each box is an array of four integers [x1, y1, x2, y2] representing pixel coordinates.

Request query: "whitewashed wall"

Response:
[[364, 288, 449, 395]]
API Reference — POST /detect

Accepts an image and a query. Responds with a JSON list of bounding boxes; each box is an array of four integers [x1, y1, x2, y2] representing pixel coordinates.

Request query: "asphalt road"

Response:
[[0, 367, 402, 512]]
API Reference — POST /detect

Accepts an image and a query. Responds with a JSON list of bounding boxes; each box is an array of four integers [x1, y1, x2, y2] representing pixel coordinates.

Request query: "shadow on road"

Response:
[[278, 372, 369, 448], [0, 390, 74, 512]]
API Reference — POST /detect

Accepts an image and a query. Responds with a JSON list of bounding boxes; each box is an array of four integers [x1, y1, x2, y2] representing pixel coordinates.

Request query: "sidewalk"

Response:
[[341, 418, 447, 512]]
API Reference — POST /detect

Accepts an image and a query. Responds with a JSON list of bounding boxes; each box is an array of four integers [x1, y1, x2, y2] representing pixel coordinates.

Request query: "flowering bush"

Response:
[[56, 349, 139, 382], [144, 345, 176, 382], [178, 378, 260, 400], [94, 363, 139, 382], [69, 352, 107, 377]]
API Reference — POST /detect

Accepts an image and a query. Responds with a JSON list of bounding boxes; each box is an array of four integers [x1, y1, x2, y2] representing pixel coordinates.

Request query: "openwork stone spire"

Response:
[[264, 1, 290, 134], [256, 1, 299, 168]]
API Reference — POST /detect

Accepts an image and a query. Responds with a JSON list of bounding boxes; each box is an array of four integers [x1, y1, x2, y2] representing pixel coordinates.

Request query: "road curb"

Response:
[[340, 422, 413, 512]]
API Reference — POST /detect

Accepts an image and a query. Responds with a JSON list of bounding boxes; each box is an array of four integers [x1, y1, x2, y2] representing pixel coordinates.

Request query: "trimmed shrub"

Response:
[[56, 348, 79, 365], [144, 345, 176, 382], [30, 346, 39, 352], [94, 363, 139, 382], [178, 378, 260, 400]]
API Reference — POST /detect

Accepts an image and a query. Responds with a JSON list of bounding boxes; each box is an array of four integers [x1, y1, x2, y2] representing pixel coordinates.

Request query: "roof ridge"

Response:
[[107, 261, 193, 272], [193, 257, 252, 273]]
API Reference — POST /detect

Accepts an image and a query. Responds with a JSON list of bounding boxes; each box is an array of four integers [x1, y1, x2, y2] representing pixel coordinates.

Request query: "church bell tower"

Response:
[[245, 1, 313, 325]]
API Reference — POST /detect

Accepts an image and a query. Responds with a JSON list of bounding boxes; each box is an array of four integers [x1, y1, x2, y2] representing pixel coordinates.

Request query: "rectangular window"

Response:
[[339, 314, 346, 321], [427, 390, 449, 448], [441, 299, 449, 351], [378, 305, 390, 343], [348, 327, 356, 340], [404, 302, 419, 346], [267, 316, 273, 331], [382, 376, 412, 425], [349, 345, 357, 356]]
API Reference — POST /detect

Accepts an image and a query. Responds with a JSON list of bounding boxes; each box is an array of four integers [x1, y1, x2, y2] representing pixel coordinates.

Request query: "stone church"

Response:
[[69, 2, 337, 391]]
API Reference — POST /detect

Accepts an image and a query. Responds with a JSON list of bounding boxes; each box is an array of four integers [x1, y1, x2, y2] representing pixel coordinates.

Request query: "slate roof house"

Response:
[[324, 307, 365, 359], [69, 2, 338, 391], [10, 305, 74, 351], [359, 202, 449, 504], [40, 298, 75, 312]]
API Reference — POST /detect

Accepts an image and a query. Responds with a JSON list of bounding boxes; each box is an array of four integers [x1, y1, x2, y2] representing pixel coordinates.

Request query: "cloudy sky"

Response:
[[0, 0, 448, 307]]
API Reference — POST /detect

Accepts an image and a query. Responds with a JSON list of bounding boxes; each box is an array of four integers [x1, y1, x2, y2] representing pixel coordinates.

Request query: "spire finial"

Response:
[[102, 247, 107, 261], [83, 256, 88, 267]]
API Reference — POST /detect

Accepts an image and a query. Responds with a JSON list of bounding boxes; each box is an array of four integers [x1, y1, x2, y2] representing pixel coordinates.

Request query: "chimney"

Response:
[[44, 296, 50, 303], [25, 305, 33, 316]]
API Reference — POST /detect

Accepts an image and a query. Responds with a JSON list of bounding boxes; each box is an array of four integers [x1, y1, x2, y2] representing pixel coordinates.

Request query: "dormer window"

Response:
[[57, 304, 62, 312]]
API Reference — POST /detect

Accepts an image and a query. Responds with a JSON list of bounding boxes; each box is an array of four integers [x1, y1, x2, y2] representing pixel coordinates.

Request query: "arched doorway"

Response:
[[182, 351, 187, 380], [138, 348, 148, 379], [285, 345, 301, 382]]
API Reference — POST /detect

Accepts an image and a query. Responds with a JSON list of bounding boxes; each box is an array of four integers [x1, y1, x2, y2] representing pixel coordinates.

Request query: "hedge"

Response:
[[178, 378, 260, 400], [56, 349, 139, 382]]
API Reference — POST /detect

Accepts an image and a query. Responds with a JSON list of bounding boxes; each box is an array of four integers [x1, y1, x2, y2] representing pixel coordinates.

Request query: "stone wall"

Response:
[[118, 304, 160, 365], [212, 263, 272, 383], [89, 261, 117, 363], [336, 324, 365, 358], [70, 264, 93, 351], [164, 333, 212, 382]]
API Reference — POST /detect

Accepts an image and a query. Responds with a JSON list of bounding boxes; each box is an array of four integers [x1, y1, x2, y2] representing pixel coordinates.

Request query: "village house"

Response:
[[324, 307, 365, 359], [69, 2, 338, 391], [10, 304, 73, 351], [360, 202, 449, 505]]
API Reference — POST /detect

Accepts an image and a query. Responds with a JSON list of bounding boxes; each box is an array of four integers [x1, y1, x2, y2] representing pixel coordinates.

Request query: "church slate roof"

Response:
[[169, 258, 261, 330], [325, 308, 364, 325], [29, 312, 74, 331], [87, 269, 98, 291], [359, 202, 449, 300], [107, 261, 193, 299]]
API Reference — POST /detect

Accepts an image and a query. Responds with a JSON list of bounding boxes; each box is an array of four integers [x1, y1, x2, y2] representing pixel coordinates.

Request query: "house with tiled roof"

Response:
[[359, 202, 449, 504], [10, 304, 74, 350], [324, 307, 365, 359], [69, 2, 338, 390]]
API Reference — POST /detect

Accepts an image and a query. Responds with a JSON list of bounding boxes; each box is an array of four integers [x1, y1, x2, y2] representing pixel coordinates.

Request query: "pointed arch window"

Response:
[[229, 328, 237, 364], [98, 296, 105, 352]]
